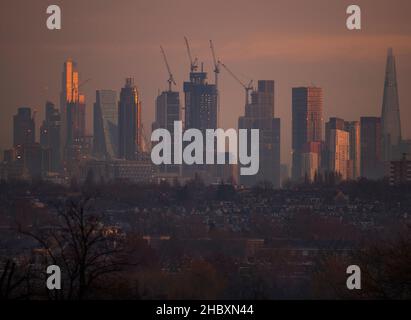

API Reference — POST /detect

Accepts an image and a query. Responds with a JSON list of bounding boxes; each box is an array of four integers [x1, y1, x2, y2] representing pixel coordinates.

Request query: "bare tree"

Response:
[[0, 259, 32, 300], [19, 197, 126, 300], [312, 226, 411, 299]]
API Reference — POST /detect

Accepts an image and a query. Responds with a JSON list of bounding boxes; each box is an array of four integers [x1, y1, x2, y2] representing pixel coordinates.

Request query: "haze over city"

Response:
[[2, 0, 411, 304], [1, 0, 411, 167]]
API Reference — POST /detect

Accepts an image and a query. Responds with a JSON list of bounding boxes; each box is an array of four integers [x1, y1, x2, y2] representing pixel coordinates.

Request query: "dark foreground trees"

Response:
[[312, 226, 411, 299], [0, 258, 33, 299], [19, 197, 126, 300]]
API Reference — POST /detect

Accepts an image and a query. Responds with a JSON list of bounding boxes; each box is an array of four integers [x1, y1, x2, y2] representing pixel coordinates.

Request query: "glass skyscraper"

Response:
[[360, 117, 383, 179], [381, 48, 402, 161], [239, 80, 281, 188], [152, 90, 180, 174], [118, 78, 141, 160], [292, 87, 323, 181], [40, 101, 61, 171], [93, 90, 118, 160], [13, 107, 35, 147], [183, 67, 218, 181]]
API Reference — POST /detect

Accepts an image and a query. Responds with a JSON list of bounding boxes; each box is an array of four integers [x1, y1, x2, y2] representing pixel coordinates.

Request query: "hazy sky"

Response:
[[1, 0, 411, 166]]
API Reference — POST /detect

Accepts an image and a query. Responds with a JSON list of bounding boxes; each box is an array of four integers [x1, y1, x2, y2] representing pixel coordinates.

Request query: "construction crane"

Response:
[[220, 61, 253, 106], [79, 78, 91, 89], [184, 36, 198, 72], [160, 46, 176, 92], [209, 40, 221, 127], [209, 40, 220, 88]]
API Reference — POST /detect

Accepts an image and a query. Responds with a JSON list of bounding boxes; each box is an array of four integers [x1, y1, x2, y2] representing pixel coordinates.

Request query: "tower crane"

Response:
[[79, 78, 91, 89], [160, 46, 176, 92], [220, 61, 253, 107], [209, 40, 220, 88], [184, 36, 198, 72], [209, 40, 221, 126]]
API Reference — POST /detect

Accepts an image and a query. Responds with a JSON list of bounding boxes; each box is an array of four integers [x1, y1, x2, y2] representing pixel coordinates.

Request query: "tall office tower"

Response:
[[381, 48, 402, 161], [344, 121, 361, 179], [152, 90, 180, 174], [118, 78, 141, 160], [59, 59, 88, 163], [184, 67, 217, 131], [325, 118, 350, 180], [323, 117, 349, 180], [325, 118, 345, 177], [325, 118, 361, 180], [292, 87, 323, 181], [66, 94, 86, 145], [40, 101, 61, 171], [183, 66, 218, 180], [60, 60, 79, 150], [239, 80, 281, 188], [360, 117, 383, 179], [13, 107, 35, 147], [94, 90, 118, 160], [301, 141, 322, 182]]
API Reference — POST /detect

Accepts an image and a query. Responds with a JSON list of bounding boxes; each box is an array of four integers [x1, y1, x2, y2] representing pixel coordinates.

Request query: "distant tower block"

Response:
[[381, 48, 402, 161]]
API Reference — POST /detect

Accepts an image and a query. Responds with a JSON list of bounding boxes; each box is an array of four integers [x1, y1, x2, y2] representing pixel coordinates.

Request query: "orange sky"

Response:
[[1, 0, 411, 167]]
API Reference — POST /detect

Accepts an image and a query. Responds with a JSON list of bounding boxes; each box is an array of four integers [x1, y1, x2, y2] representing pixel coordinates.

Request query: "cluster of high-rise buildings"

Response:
[[291, 48, 410, 184], [1, 48, 410, 186]]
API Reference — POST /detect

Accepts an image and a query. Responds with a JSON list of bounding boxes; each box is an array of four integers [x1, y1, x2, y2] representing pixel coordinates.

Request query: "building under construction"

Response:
[[152, 46, 181, 178], [238, 80, 281, 188], [182, 38, 218, 182]]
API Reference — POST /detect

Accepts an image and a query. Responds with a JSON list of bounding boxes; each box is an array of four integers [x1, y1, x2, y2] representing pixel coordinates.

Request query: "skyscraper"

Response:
[[13, 107, 35, 147], [184, 67, 217, 132], [381, 48, 402, 162], [292, 87, 323, 181], [327, 127, 350, 180], [183, 66, 217, 180], [325, 118, 348, 180], [59, 59, 87, 162], [345, 121, 361, 179], [66, 94, 86, 146], [40, 101, 61, 171], [324, 118, 361, 180], [152, 90, 180, 175], [360, 117, 383, 179], [118, 78, 141, 160], [60, 59, 78, 151], [94, 90, 118, 160], [301, 142, 322, 182], [11, 107, 51, 179], [239, 80, 281, 188]]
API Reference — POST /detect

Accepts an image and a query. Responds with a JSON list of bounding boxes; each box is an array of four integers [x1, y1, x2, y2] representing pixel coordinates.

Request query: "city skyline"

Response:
[[2, 49, 409, 182], [1, 0, 411, 169], [1, 1, 411, 304]]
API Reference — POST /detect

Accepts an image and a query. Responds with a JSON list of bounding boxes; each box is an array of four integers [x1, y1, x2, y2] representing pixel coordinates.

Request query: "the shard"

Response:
[[381, 48, 402, 161]]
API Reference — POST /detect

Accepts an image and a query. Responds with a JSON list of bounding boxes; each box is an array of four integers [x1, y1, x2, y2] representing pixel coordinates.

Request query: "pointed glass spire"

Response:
[[381, 48, 402, 161]]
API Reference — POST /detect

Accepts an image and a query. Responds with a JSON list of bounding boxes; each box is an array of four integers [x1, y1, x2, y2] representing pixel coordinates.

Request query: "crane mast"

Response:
[[209, 40, 220, 88], [220, 61, 253, 107], [184, 36, 198, 73], [160, 46, 176, 92], [209, 40, 221, 127]]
